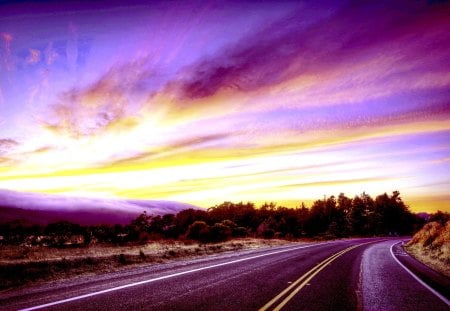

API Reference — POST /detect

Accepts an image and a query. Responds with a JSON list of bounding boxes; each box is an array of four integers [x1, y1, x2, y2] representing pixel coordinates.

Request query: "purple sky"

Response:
[[0, 0, 449, 212]]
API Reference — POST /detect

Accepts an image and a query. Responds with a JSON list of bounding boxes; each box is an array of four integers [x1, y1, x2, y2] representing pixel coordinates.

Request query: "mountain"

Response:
[[0, 189, 198, 225]]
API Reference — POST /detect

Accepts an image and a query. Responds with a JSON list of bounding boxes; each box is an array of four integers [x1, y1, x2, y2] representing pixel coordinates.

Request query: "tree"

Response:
[[131, 212, 151, 232], [305, 199, 329, 236], [429, 211, 449, 226], [186, 221, 210, 242], [374, 191, 414, 235], [175, 209, 208, 236], [350, 195, 367, 235]]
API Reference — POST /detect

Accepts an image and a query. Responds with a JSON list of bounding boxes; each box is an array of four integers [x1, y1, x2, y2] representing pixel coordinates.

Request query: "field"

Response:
[[0, 238, 291, 290]]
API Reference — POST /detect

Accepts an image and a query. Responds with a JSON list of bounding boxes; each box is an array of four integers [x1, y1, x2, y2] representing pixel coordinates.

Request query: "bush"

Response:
[[118, 253, 127, 265], [262, 229, 275, 239], [209, 223, 232, 242], [139, 250, 146, 259], [186, 221, 211, 242], [274, 232, 284, 239], [221, 220, 237, 228], [138, 232, 151, 243], [232, 227, 248, 238]]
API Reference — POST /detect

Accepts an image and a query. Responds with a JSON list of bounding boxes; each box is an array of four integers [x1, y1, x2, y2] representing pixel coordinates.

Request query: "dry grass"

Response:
[[0, 238, 291, 290], [404, 221, 450, 278]]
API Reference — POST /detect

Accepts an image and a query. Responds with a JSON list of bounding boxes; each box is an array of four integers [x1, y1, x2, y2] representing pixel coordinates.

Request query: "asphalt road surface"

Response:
[[1, 238, 448, 310]]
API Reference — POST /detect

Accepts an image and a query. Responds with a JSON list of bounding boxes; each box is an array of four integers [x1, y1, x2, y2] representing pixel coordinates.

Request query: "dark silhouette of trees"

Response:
[[368, 191, 415, 235], [0, 191, 424, 245], [174, 208, 208, 236], [44, 221, 84, 247], [350, 193, 373, 235], [186, 221, 210, 242], [429, 211, 449, 225]]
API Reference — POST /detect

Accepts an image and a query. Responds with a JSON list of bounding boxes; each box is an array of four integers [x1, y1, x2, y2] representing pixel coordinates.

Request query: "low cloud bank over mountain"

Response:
[[0, 189, 197, 225]]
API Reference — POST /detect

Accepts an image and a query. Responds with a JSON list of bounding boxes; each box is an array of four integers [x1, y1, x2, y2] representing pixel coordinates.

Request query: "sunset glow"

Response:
[[1, 0, 449, 212]]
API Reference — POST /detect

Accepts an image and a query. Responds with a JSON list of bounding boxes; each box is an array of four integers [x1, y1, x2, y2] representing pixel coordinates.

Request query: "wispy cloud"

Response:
[[166, 0, 450, 106], [26, 48, 41, 64], [0, 139, 18, 165], [66, 22, 78, 72], [44, 59, 156, 137], [279, 177, 390, 189], [40, 0, 450, 141], [0, 138, 18, 154], [44, 42, 58, 65], [109, 133, 232, 166], [0, 32, 14, 71]]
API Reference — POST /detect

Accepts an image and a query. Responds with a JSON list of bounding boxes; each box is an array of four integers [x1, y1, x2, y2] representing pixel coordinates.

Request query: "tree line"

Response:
[[1, 191, 446, 246]]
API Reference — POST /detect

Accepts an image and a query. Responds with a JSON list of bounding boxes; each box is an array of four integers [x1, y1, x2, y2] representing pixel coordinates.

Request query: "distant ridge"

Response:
[[0, 189, 198, 225]]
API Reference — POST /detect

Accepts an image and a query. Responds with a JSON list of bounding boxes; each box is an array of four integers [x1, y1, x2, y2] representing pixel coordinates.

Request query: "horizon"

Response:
[[1, 1, 450, 213], [0, 187, 441, 216]]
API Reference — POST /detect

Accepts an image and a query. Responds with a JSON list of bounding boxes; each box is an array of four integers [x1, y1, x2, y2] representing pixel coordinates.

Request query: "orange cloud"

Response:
[[1, 32, 14, 71], [27, 49, 41, 64], [44, 59, 155, 137]]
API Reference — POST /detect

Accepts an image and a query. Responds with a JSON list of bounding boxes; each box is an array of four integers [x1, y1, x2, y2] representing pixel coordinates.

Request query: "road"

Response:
[[0, 238, 448, 310]]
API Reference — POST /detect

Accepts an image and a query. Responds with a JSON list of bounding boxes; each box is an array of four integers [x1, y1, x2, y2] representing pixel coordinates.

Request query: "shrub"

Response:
[[209, 223, 232, 242], [139, 249, 146, 259], [118, 253, 127, 265], [232, 227, 248, 238], [186, 221, 211, 242], [274, 232, 284, 239], [262, 229, 275, 239], [221, 220, 237, 228], [138, 232, 151, 243]]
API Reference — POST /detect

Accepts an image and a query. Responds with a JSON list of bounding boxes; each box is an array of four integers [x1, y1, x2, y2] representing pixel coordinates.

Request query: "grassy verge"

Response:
[[404, 221, 450, 278], [0, 238, 291, 290]]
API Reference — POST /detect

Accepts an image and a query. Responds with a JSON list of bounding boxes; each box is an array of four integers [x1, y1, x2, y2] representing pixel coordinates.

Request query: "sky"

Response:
[[0, 0, 449, 213]]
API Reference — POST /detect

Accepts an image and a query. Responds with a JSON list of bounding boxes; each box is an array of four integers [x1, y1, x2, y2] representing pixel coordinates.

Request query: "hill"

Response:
[[0, 189, 198, 225], [405, 221, 450, 277]]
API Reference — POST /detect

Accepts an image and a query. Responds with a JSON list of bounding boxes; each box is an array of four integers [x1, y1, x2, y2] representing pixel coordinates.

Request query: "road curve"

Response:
[[361, 240, 449, 311], [0, 238, 448, 311]]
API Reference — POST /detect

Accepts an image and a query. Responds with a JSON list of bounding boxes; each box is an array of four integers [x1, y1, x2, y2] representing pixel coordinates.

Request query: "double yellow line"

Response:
[[259, 241, 377, 311]]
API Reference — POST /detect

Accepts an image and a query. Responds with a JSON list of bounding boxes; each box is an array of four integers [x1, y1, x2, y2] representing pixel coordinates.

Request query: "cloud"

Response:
[[44, 42, 58, 65], [42, 0, 450, 141], [166, 0, 450, 106], [0, 138, 18, 154], [27, 48, 41, 64], [66, 22, 78, 72], [279, 177, 389, 189], [431, 157, 450, 164], [0, 32, 14, 71], [44, 59, 154, 137], [109, 133, 231, 166], [165, 133, 231, 151]]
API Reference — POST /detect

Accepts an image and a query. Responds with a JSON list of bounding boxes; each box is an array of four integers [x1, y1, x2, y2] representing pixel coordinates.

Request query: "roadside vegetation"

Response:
[[0, 191, 437, 289], [404, 212, 450, 277], [0, 238, 289, 290]]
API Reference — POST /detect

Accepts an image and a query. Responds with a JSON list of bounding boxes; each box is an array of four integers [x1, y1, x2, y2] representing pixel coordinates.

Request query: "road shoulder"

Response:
[[360, 239, 449, 311], [392, 241, 450, 301]]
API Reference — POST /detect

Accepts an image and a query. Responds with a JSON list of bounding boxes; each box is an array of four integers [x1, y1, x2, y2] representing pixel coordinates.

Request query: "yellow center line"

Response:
[[272, 245, 361, 311], [258, 247, 350, 311], [259, 240, 382, 311]]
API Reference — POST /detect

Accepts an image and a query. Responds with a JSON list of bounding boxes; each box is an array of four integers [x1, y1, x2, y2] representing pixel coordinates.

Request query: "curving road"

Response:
[[0, 238, 448, 310]]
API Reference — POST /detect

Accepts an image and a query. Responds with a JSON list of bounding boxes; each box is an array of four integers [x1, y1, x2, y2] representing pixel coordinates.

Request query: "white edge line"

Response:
[[390, 241, 450, 306], [20, 242, 329, 311]]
